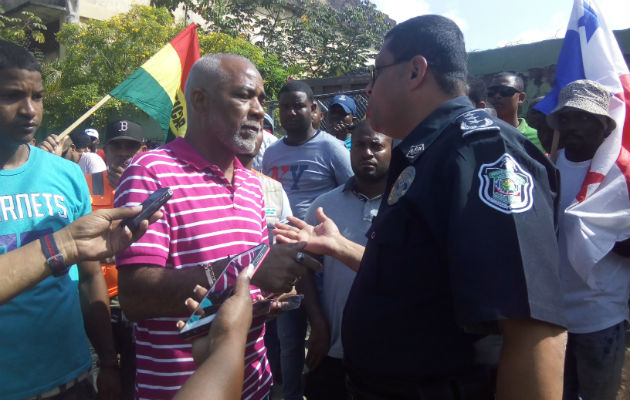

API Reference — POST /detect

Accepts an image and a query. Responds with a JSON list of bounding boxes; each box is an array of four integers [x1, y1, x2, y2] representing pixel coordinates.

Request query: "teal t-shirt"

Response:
[[0, 146, 92, 399]]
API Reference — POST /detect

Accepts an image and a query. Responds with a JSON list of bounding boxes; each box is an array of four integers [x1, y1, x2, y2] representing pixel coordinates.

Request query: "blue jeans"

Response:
[[276, 306, 307, 400], [563, 321, 627, 400]]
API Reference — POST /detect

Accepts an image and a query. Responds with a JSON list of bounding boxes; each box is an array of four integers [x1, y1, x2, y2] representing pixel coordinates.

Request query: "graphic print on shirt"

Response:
[[0, 193, 68, 222], [270, 164, 308, 190], [0, 228, 52, 254]]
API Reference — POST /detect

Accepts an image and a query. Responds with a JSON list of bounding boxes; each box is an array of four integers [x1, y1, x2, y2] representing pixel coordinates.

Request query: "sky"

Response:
[[370, 0, 630, 52]]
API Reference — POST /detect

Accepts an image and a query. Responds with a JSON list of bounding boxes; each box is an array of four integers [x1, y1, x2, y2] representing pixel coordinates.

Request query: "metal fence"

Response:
[[265, 88, 368, 134]]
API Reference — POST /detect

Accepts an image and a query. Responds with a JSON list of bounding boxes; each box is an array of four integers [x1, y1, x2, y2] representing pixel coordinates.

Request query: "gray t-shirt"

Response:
[[305, 178, 382, 359], [262, 130, 353, 219]]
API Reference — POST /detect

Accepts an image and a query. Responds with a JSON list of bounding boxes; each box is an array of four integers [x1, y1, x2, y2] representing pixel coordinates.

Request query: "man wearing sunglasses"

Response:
[[337, 15, 567, 400], [487, 71, 545, 152]]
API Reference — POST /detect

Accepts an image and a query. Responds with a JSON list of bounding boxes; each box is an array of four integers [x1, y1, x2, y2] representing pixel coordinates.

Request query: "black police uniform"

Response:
[[342, 97, 566, 399]]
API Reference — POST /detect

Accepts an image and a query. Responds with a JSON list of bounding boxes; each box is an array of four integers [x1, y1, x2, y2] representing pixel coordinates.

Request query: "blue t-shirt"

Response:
[[0, 146, 93, 399], [261, 131, 353, 219]]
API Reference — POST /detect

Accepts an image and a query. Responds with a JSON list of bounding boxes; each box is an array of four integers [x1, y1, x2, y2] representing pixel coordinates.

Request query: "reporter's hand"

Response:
[[56, 206, 162, 265], [177, 270, 253, 366], [274, 208, 341, 257], [37, 133, 69, 157], [251, 242, 322, 293]]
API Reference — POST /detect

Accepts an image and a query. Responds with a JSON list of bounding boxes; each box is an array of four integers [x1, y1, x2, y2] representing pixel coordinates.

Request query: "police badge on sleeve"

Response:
[[387, 166, 415, 205], [477, 153, 534, 214]]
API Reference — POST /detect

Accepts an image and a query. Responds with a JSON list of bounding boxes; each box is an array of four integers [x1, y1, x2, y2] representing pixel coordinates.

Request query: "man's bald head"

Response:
[[185, 53, 254, 104]]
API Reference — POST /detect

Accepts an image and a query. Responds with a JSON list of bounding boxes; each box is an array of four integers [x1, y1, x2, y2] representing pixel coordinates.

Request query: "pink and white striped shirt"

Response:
[[115, 138, 271, 400]]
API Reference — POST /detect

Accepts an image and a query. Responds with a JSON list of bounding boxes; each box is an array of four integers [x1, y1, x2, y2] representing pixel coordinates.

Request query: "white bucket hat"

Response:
[[547, 79, 616, 134]]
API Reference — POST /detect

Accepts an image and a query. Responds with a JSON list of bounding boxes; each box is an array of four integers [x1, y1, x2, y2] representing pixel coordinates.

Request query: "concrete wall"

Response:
[[467, 29, 629, 114]]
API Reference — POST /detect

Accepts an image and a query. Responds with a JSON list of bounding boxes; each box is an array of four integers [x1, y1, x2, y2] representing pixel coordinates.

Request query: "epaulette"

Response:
[[455, 109, 500, 138]]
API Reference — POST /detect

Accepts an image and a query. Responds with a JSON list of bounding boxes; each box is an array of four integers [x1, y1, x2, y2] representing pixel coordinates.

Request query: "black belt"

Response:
[[345, 368, 495, 400]]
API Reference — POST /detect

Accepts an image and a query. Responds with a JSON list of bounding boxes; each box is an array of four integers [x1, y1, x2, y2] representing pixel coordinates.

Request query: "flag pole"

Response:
[[57, 94, 112, 139]]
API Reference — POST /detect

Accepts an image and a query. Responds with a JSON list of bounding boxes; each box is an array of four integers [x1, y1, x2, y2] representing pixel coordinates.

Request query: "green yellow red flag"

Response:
[[110, 23, 200, 139]]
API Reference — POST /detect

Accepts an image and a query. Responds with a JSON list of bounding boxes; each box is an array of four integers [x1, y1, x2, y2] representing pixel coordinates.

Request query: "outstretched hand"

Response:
[[273, 207, 341, 257], [57, 206, 162, 265]]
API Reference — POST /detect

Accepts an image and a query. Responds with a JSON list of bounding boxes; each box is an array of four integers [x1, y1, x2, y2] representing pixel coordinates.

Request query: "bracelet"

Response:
[[204, 262, 217, 287], [40, 234, 70, 277]]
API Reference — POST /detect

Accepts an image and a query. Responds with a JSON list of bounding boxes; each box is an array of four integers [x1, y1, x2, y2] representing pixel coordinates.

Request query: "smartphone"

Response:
[[122, 187, 172, 232], [252, 294, 304, 317], [178, 243, 270, 340]]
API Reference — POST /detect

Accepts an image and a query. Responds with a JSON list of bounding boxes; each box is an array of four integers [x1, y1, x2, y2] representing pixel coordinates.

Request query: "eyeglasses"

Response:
[[369, 60, 409, 85], [487, 85, 521, 97]]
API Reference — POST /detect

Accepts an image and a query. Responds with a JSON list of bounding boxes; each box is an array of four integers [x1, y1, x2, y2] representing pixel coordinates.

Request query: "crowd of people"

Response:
[[0, 10, 628, 400]]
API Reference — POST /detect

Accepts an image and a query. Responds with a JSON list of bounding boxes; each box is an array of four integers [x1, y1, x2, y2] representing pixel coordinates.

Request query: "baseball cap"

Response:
[[106, 120, 145, 144], [263, 113, 274, 133], [329, 95, 357, 116], [84, 128, 99, 141], [69, 131, 93, 149]]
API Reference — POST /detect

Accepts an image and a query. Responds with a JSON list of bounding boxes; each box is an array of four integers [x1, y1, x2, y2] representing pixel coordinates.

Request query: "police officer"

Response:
[[275, 15, 567, 400]]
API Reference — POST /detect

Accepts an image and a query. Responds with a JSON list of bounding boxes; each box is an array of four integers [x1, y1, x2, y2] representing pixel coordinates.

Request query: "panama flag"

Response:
[[110, 24, 200, 140], [536, 0, 630, 288]]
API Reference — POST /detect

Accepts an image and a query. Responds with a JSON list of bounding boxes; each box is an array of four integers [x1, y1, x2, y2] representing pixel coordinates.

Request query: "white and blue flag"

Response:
[[536, 0, 630, 288]]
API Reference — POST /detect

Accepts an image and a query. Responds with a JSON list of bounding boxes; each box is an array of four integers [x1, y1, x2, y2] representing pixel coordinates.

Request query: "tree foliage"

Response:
[[41, 5, 294, 134], [0, 6, 47, 50], [151, 0, 393, 77]]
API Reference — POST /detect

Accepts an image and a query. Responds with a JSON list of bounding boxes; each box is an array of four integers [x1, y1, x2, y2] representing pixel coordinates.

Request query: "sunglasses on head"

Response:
[[487, 86, 521, 97]]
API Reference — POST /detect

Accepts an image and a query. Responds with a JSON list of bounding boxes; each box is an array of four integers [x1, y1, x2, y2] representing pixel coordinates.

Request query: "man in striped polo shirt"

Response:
[[115, 54, 316, 400]]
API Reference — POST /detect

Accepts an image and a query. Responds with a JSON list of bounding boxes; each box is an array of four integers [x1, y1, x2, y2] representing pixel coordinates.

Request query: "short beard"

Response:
[[229, 130, 258, 154]]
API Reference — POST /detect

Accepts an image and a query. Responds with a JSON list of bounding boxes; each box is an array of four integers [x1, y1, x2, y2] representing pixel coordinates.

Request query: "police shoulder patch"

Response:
[[477, 153, 534, 214], [387, 166, 415, 205], [456, 109, 499, 137]]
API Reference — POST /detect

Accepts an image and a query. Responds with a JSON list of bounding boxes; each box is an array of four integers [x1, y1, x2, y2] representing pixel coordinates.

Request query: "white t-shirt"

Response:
[[78, 152, 107, 174], [557, 149, 630, 333]]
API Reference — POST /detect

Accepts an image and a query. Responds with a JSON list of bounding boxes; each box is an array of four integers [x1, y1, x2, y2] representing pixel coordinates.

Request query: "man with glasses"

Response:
[[487, 71, 545, 151], [279, 15, 568, 399]]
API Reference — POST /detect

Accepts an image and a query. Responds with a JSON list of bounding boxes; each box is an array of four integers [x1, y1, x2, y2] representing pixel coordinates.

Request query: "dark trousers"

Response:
[[304, 356, 347, 400], [345, 367, 495, 400], [264, 318, 282, 384], [563, 321, 627, 400], [111, 297, 136, 400]]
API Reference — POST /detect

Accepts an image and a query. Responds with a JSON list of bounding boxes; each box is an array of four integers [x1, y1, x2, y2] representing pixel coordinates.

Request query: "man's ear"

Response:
[[518, 91, 526, 104], [310, 101, 317, 112], [409, 55, 429, 88], [190, 88, 208, 113]]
